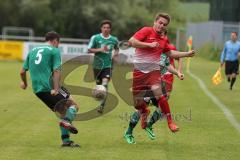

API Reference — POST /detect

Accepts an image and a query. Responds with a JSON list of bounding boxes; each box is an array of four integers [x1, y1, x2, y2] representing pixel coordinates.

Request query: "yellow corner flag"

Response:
[[186, 36, 193, 72], [187, 36, 193, 51], [212, 67, 222, 85]]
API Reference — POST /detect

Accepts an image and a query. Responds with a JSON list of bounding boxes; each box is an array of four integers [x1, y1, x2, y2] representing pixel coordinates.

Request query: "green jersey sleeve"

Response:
[[52, 48, 61, 70], [88, 35, 97, 49]]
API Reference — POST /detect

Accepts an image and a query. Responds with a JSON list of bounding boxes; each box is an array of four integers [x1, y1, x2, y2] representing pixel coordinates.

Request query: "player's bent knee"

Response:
[[151, 85, 162, 98], [102, 78, 109, 85]]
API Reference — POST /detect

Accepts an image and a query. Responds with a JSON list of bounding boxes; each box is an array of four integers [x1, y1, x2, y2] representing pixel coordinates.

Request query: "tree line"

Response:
[[1, 0, 203, 40]]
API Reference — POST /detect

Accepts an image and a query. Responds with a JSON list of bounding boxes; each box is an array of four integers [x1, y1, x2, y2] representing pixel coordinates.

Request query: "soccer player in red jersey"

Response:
[[124, 12, 195, 144], [143, 43, 184, 140]]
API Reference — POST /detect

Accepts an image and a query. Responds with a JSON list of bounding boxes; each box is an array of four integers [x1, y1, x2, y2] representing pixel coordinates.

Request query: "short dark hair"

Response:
[[155, 12, 171, 25], [100, 20, 112, 28], [45, 31, 60, 41], [232, 32, 238, 36]]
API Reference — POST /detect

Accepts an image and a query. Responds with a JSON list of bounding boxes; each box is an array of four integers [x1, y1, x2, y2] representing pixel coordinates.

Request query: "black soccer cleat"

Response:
[[60, 120, 78, 134], [97, 105, 104, 114], [61, 141, 80, 148]]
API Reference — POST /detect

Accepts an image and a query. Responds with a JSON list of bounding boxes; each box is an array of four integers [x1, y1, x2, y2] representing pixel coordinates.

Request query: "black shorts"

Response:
[[93, 68, 112, 85], [225, 60, 239, 75], [35, 87, 70, 111]]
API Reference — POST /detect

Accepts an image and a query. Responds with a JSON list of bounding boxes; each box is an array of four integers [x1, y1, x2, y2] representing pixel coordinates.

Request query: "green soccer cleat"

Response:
[[123, 132, 136, 144], [145, 126, 156, 140]]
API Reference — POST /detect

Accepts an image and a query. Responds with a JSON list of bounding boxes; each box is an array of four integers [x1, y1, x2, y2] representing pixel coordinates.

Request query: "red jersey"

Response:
[[133, 27, 171, 73]]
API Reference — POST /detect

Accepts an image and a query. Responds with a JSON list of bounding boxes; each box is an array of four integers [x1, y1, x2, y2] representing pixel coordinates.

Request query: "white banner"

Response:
[[23, 42, 88, 60], [22, 41, 135, 63]]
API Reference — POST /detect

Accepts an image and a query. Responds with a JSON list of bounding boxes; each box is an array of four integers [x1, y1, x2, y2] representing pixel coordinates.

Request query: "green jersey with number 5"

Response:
[[23, 45, 61, 93]]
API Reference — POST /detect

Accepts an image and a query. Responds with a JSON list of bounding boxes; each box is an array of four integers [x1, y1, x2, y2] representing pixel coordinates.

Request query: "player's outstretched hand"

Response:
[[177, 72, 184, 80], [187, 50, 196, 57], [51, 89, 58, 96], [20, 82, 27, 89]]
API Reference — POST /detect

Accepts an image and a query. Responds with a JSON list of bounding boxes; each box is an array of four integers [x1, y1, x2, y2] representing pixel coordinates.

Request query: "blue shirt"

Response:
[[220, 40, 240, 62]]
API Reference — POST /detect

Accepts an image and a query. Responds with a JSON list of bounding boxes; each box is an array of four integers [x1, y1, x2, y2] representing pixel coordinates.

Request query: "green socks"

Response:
[[60, 105, 77, 143], [64, 105, 77, 121], [148, 108, 162, 127], [126, 111, 140, 134]]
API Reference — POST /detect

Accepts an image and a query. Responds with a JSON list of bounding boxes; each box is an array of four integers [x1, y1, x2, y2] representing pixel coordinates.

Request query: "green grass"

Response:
[[0, 58, 239, 160]]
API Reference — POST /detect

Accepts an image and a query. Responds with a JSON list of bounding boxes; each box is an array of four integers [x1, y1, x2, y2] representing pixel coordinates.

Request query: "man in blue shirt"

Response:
[[220, 32, 240, 90]]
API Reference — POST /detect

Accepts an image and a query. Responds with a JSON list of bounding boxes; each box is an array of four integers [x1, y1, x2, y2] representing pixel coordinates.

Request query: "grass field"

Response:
[[0, 57, 240, 160]]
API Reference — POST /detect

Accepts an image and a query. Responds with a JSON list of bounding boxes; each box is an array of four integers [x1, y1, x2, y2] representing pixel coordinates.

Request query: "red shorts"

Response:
[[132, 70, 161, 127], [132, 70, 162, 95], [162, 74, 174, 92], [132, 69, 161, 100]]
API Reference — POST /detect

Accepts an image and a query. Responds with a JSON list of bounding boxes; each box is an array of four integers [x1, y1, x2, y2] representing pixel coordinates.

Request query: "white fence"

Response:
[[186, 21, 240, 48]]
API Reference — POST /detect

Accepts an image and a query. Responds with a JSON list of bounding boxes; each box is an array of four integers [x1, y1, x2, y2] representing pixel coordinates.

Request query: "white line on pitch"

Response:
[[187, 70, 240, 133]]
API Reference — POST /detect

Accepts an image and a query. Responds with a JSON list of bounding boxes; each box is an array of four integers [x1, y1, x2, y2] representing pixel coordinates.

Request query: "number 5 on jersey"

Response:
[[35, 49, 44, 64]]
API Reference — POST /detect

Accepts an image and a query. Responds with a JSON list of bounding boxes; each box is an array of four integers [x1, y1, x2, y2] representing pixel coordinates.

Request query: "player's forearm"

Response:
[[20, 69, 27, 85], [220, 52, 225, 63], [129, 37, 151, 48], [177, 58, 183, 73], [52, 70, 61, 91], [88, 48, 103, 54], [167, 65, 178, 76], [167, 50, 192, 58]]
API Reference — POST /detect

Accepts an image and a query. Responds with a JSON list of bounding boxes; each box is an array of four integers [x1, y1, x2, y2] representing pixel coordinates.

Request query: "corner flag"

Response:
[[186, 36, 193, 72], [212, 67, 222, 85], [187, 36, 193, 51]]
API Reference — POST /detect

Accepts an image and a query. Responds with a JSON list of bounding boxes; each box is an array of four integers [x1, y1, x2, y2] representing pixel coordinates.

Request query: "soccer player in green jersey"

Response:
[[88, 20, 119, 113], [20, 31, 80, 147]]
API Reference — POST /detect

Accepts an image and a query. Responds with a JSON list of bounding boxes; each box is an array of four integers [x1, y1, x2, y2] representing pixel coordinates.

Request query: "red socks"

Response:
[[158, 95, 172, 123]]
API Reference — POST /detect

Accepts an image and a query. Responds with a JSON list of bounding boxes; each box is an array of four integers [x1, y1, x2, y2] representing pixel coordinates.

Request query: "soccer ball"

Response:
[[92, 85, 107, 100]]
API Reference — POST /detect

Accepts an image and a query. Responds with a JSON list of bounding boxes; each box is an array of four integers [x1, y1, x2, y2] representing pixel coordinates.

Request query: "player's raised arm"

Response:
[[20, 68, 27, 89], [166, 50, 195, 58]]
